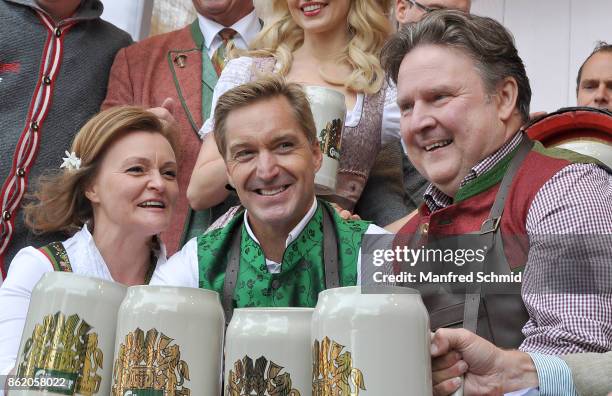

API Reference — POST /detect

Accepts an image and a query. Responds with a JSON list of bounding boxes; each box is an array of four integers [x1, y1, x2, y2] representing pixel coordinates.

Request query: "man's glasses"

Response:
[[403, 0, 439, 13]]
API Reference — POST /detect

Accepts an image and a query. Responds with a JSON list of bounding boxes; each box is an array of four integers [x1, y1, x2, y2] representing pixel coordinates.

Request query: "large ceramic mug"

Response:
[[304, 85, 346, 195], [312, 286, 432, 395], [13, 271, 126, 396], [224, 308, 313, 396], [111, 286, 225, 396]]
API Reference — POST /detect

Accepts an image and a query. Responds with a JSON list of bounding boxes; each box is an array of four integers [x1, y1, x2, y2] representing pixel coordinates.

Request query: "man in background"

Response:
[[576, 41, 612, 112], [0, 0, 132, 282], [103, 0, 260, 254]]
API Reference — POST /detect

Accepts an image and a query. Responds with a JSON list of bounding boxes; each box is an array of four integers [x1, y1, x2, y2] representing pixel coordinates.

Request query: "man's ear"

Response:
[[396, 0, 408, 25], [312, 141, 323, 172], [495, 76, 519, 122], [225, 167, 236, 191]]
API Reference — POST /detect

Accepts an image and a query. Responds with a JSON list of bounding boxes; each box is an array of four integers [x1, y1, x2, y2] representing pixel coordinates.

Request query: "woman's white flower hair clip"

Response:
[[60, 151, 81, 171]]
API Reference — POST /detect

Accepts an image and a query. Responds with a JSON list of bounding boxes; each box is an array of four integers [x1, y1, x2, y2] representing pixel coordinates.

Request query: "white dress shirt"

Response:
[[197, 10, 260, 57]]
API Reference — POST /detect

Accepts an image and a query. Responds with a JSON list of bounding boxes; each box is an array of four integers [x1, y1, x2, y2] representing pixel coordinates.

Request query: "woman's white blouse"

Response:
[[199, 56, 401, 145], [0, 227, 167, 376]]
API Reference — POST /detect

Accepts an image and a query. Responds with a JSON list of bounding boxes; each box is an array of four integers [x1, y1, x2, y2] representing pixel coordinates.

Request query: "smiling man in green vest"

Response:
[[152, 75, 388, 319]]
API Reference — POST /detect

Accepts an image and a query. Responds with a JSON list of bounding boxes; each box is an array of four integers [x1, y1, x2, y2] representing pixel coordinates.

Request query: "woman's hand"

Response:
[[329, 202, 361, 220]]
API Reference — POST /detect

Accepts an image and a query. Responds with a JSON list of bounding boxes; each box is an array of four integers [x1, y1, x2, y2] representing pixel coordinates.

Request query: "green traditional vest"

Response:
[[197, 200, 370, 308]]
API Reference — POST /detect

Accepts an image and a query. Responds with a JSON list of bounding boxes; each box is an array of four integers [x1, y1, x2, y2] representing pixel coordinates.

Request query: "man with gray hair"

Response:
[[382, 10, 612, 396]]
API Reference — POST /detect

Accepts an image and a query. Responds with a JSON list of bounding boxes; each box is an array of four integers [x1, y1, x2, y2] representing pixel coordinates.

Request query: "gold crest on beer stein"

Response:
[[16, 311, 103, 395], [111, 328, 190, 396], [318, 118, 343, 160], [226, 355, 301, 396], [312, 337, 366, 396]]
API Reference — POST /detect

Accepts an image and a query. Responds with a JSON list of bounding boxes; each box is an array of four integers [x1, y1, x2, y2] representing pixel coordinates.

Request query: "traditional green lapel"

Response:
[[454, 139, 611, 204], [190, 20, 218, 121], [454, 145, 519, 203]]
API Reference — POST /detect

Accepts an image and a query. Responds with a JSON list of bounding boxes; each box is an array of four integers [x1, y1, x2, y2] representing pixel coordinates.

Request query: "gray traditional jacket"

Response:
[[0, 0, 132, 275]]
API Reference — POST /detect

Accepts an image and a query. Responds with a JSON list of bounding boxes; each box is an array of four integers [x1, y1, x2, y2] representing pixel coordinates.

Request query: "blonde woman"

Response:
[[0, 107, 178, 378], [188, 0, 407, 218]]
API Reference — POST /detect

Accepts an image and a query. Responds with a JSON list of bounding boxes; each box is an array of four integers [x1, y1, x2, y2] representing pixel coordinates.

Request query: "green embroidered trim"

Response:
[[39, 242, 73, 272], [512, 266, 524, 274], [167, 49, 200, 134], [454, 139, 610, 204], [190, 19, 204, 49], [454, 145, 519, 203], [196, 200, 370, 308]]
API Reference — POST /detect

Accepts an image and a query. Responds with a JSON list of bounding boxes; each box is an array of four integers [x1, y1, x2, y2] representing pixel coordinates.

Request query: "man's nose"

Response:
[[255, 151, 280, 181], [405, 102, 436, 137], [594, 84, 610, 106]]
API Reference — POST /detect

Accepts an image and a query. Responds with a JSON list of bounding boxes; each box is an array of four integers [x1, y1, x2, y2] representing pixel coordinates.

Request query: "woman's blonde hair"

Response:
[[24, 106, 179, 234], [246, 0, 393, 94]]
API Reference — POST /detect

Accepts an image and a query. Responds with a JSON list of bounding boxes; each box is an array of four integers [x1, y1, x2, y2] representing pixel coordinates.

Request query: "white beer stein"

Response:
[[111, 286, 225, 396], [224, 308, 313, 396], [304, 85, 346, 195], [13, 271, 126, 396], [312, 286, 432, 395]]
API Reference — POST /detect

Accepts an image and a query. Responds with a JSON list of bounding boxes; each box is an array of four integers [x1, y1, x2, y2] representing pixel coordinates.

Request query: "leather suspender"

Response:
[[321, 203, 340, 290], [462, 136, 534, 333], [222, 228, 242, 324], [222, 203, 340, 324]]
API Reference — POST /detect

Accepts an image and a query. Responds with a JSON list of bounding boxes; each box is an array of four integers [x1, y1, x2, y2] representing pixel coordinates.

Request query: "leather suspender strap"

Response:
[[321, 203, 340, 289], [221, 203, 341, 324], [222, 228, 242, 325], [480, 136, 535, 235], [463, 136, 534, 334]]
